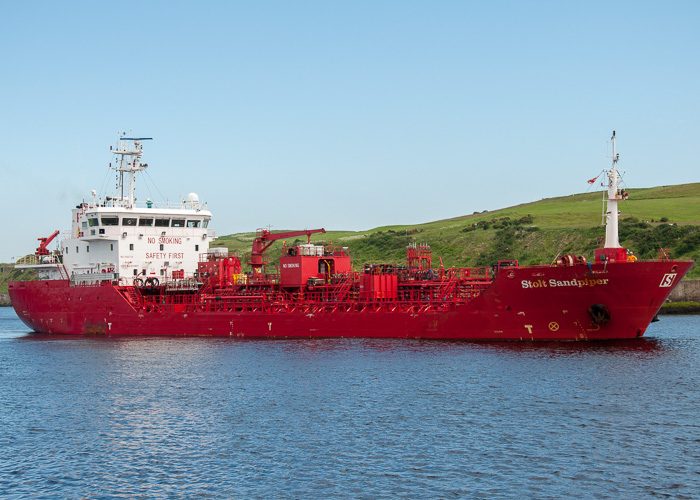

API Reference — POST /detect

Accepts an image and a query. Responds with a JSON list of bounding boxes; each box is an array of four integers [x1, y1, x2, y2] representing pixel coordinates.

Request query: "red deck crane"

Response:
[[249, 228, 326, 273], [36, 230, 60, 257]]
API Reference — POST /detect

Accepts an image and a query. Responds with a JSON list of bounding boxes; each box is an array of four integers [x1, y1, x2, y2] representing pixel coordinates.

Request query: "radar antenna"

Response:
[[110, 133, 153, 208]]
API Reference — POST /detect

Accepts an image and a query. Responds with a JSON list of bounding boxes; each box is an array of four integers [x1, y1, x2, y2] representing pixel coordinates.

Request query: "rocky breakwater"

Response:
[[662, 279, 700, 314]]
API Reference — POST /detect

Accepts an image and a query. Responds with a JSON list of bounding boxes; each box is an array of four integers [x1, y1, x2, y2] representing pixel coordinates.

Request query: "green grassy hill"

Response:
[[212, 182, 700, 279], [0, 265, 35, 295], [3, 182, 699, 294]]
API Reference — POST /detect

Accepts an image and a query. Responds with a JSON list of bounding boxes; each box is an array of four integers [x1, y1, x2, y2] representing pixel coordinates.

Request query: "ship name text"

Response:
[[521, 278, 609, 289]]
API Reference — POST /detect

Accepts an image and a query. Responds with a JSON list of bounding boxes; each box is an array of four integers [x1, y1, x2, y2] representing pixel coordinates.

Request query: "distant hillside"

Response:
[[212, 182, 700, 279], [0, 265, 36, 296]]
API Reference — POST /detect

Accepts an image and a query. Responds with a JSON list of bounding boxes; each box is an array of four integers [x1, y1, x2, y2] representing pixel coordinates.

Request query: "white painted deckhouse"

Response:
[[60, 134, 213, 284]]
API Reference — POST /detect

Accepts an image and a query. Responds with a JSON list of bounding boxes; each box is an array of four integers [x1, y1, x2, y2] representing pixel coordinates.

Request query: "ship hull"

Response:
[[9, 260, 693, 341]]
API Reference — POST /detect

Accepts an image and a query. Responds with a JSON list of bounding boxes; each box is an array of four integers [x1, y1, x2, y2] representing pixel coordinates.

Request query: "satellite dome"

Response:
[[186, 193, 199, 207]]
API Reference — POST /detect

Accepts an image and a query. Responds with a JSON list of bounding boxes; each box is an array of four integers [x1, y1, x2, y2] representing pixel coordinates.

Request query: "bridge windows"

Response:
[[123, 218, 137, 226], [187, 220, 200, 228], [155, 219, 170, 227], [138, 218, 154, 226], [101, 217, 119, 226], [172, 219, 185, 227]]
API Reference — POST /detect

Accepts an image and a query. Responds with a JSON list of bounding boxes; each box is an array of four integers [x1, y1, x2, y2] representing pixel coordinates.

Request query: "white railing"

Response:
[[94, 199, 209, 211]]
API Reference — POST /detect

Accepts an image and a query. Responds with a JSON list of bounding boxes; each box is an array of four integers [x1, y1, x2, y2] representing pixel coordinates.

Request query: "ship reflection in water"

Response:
[[1, 309, 698, 498], [17, 327, 672, 356]]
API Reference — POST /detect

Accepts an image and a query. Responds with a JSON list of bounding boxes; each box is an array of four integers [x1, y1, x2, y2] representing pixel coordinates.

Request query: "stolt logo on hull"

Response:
[[659, 273, 677, 288]]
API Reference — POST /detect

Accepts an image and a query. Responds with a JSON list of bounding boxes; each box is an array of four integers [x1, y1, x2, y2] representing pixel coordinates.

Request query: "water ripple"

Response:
[[0, 310, 698, 498]]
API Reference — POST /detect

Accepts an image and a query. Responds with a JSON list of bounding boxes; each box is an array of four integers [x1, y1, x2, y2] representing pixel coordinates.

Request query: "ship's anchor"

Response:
[[587, 304, 610, 324]]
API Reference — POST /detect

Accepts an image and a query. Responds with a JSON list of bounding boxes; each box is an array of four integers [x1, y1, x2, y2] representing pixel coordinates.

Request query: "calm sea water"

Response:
[[0, 307, 698, 499]]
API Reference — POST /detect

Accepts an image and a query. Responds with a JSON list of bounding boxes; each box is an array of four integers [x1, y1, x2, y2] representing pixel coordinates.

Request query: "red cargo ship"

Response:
[[9, 133, 694, 340]]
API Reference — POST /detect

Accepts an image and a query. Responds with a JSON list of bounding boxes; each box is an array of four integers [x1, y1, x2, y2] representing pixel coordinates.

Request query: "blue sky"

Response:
[[1, 1, 698, 261]]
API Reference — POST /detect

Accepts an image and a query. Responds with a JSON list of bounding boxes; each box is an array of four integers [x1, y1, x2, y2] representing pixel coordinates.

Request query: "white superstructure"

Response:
[[58, 134, 213, 284]]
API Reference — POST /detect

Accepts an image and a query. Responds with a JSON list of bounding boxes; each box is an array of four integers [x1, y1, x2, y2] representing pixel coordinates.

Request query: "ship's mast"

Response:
[[110, 134, 152, 208], [604, 131, 621, 248]]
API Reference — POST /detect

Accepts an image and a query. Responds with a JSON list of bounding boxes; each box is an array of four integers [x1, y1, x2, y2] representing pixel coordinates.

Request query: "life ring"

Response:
[[507, 270, 515, 279], [134, 278, 144, 288]]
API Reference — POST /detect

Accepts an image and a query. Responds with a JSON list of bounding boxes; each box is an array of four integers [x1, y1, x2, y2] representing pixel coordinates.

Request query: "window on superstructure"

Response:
[[88, 218, 99, 227], [187, 220, 200, 228], [155, 219, 170, 227], [101, 217, 119, 226], [160, 244, 164, 251], [133, 269, 137, 276], [123, 218, 137, 226], [129, 244, 134, 251], [82, 222, 88, 228], [195, 245, 199, 251], [172, 219, 185, 227], [110, 244, 113, 251], [202, 219, 209, 228], [139, 218, 154, 226], [87, 246, 89, 253]]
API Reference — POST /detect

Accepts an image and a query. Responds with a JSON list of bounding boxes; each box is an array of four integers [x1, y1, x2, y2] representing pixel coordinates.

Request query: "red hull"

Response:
[[9, 260, 693, 341]]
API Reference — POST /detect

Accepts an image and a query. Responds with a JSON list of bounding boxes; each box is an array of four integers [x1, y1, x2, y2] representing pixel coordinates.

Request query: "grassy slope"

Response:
[[212, 182, 700, 278], [0, 265, 37, 294]]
